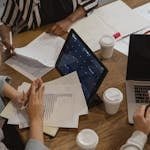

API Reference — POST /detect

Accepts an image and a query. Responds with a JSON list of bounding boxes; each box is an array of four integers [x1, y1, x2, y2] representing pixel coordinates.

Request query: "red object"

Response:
[[113, 32, 121, 39]]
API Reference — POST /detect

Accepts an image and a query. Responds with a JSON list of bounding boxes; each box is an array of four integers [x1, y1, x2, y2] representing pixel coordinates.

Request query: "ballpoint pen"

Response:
[[9, 31, 13, 54]]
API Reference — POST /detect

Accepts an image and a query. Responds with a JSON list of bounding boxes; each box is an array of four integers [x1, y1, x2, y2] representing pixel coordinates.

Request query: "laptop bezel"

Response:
[[126, 34, 150, 81], [55, 29, 108, 105]]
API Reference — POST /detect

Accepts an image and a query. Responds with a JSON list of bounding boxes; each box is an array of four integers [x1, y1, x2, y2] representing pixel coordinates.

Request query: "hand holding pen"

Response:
[[0, 25, 14, 54]]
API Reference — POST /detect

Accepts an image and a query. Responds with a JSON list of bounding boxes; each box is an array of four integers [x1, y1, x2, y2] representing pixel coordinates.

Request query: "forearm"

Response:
[[67, 7, 86, 23], [0, 25, 11, 41], [30, 120, 44, 143], [120, 131, 147, 150], [2, 82, 20, 100]]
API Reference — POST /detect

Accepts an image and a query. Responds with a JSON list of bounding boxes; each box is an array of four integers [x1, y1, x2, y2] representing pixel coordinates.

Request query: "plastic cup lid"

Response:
[[100, 35, 115, 47], [103, 88, 123, 103], [76, 129, 99, 149]]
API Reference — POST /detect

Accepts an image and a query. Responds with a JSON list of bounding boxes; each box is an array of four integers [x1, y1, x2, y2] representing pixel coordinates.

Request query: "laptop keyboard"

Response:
[[134, 85, 150, 103]]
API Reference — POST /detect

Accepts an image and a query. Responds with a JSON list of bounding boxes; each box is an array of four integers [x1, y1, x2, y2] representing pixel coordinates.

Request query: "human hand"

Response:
[[13, 91, 28, 109], [0, 25, 14, 53], [27, 79, 44, 124], [47, 18, 72, 36], [133, 105, 150, 135]]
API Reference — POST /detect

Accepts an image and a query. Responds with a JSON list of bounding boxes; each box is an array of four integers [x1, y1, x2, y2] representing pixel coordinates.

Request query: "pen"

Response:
[[9, 31, 13, 54]]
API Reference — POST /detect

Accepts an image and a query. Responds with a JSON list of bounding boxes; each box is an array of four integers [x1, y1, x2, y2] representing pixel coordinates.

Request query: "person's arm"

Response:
[[0, 24, 14, 51], [0, 76, 27, 108], [0, 0, 15, 51], [25, 79, 48, 150], [49, 0, 99, 36], [120, 106, 150, 150]]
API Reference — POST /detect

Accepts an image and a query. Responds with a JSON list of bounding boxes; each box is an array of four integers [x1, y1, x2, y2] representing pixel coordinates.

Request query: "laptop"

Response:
[[56, 29, 108, 107], [126, 34, 150, 124]]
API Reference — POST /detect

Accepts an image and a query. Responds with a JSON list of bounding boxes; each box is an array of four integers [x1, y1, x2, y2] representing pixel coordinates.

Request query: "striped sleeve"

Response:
[[76, 0, 99, 15], [1, 0, 19, 27]]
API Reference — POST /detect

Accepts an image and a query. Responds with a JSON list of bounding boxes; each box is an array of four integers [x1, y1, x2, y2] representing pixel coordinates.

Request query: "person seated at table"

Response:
[[0, 77, 48, 150], [0, 0, 99, 50], [121, 105, 150, 150]]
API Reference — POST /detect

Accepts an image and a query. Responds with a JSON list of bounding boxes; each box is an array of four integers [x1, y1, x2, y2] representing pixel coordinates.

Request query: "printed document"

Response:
[[14, 33, 65, 67], [0, 72, 88, 130], [5, 33, 65, 80]]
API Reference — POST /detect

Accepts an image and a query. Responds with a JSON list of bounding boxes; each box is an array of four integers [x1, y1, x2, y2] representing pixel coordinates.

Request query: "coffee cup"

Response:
[[99, 35, 115, 59], [76, 129, 99, 150], [103, 88, 123, 115]]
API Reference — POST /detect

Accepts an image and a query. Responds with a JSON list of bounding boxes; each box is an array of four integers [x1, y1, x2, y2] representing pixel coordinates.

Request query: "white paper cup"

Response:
[[103, 88, 123, 115], [76, 129, 99, 150], [99, 35, 115, 59]]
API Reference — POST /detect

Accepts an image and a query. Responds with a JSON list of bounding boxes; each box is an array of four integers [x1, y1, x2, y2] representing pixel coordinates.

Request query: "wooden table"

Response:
[[0, 0, 149, 149]]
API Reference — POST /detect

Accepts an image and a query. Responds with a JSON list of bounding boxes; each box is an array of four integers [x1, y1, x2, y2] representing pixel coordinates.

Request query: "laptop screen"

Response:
[[127, 34, 150, 80], [56, 29, 108, 105]]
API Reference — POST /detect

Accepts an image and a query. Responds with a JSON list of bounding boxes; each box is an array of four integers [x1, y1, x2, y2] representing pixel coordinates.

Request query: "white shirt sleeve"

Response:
[[120, 130, 148, 150]]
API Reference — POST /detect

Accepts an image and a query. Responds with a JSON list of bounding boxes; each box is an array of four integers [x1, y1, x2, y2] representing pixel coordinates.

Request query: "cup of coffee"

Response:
[[103, 88, 123, 115], [76, 129, 99, 150], [99, 35, 115, 59]]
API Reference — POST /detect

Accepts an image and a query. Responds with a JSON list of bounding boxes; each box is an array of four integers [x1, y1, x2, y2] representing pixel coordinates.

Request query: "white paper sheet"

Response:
[[5, 32, 65, 80], [0, 101, 59, 136], [5, 54, 53, 80], [18, 72, 88, 128], [1, 72, 88, 129], [114, 2, 150, 55], [133, 2, 150, 21], [15, 33, 65, 67], [70, 0, 150, 52]]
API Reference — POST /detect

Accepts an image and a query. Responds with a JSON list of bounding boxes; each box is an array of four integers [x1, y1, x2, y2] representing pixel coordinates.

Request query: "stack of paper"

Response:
[[5, 32, 65, 80], [70, 0, 150, 52], [0, 72, 88, 136]]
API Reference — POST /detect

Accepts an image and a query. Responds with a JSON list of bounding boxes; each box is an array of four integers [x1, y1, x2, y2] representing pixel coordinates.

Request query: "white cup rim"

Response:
[[99, 35, 115, 47], [76, 129, 99, 149], [103, 88, 123, 104]]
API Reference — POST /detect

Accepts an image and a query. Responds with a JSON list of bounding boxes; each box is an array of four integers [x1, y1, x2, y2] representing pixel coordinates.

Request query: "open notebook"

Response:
[[5, 33, 65, 80], [70, 0, 150, 51]]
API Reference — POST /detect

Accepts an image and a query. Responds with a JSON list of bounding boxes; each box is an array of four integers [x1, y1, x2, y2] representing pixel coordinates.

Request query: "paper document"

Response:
[[5, 55, 53, 80], [5, 33, 65, 80], [133, 2, 150, 21], [70, 0, 150, 52], [114, 3, 150, 55], [1, 72, 88, 130], [18, 72, 88, 128], [15, 33, 65, 67], [0, 101, 59, 137]]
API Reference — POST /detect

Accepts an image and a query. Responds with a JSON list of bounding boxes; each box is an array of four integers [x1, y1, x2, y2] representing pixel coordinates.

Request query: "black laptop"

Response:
[[56, 29, 108, 106], [126, 34, 150, 123]]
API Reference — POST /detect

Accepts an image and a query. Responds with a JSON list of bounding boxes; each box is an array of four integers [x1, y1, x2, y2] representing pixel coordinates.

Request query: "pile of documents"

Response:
[[0, 72, 88, 136], [5, 33, 65, 80]]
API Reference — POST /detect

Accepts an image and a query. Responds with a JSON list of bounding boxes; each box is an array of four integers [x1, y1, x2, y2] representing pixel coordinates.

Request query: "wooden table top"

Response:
[[0, 0, 149, 149]]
